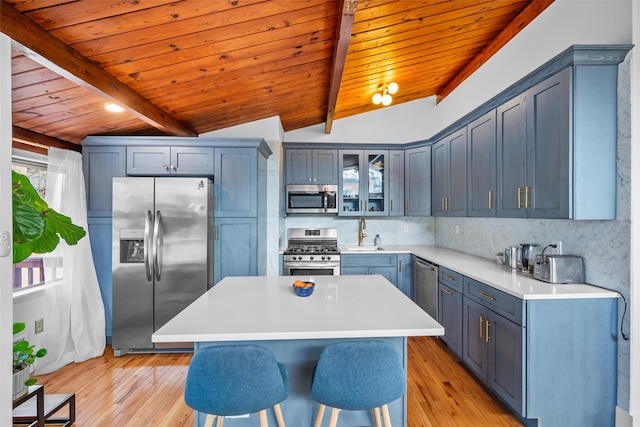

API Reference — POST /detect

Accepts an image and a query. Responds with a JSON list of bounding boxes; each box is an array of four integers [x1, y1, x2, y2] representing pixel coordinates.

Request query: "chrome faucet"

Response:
[[358, 218, 367, 246]]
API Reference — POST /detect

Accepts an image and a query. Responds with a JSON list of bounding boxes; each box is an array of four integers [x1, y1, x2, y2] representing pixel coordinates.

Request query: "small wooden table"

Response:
[[12, 385, 75, 427]]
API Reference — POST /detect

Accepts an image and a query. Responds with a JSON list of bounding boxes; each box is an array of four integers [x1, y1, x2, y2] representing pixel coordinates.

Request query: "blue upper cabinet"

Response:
[[432, 128, 467, 217], [214, 147, 258, 217], [127, 146, 214, 176], [285, 149, 338, 185], [467, 111, 497, 217], [82, 146, 126, 217], [339, 150, 389, 216], [388, 150, 405, 216], [497, 65, 615, 219], [404, 146, 431, 216]]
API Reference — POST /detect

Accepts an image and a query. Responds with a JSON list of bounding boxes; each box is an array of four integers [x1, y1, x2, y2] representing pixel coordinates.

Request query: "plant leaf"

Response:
[[44, 209, 86, 245], [13, 322, 26, 334]]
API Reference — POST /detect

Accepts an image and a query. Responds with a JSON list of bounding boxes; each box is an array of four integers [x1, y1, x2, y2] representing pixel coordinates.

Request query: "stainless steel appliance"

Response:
[[504, 245, 518, 269], [112, 177, 213, 356], [283, 228, 340, 276], [415, 257, 438, 320], [533, 254, 584, 283], [516, 243, 538, 273], [285, 185, 338, 214]]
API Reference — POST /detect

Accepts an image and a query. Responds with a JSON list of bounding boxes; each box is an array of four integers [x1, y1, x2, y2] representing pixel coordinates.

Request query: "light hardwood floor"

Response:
[[30, 337, 524, 426]]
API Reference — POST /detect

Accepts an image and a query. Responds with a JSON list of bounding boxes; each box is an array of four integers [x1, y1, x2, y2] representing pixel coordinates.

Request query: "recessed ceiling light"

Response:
[[106, 103, 124, 113]]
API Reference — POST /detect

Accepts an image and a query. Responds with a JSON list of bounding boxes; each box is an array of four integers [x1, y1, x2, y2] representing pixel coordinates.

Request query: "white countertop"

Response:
[[339, 245, 618, 300], [152, 275, 444, 343]]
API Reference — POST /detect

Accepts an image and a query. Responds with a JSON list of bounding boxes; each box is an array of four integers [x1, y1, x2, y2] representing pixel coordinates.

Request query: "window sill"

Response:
[[13, 285, 46, 303]]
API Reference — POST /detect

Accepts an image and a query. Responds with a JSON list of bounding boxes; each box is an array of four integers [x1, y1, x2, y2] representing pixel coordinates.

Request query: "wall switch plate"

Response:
[[35, 318, 44, 334]]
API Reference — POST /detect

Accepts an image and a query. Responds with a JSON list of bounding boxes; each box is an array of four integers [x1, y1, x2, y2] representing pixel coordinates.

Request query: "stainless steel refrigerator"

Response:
[[112, 177, 213, 356]]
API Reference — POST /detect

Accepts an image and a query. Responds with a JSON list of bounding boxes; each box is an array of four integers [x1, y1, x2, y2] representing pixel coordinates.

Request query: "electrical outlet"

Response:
[[551, 240, 563, 255], [455, 225, 460, 234], [35, 318, 44, 334]]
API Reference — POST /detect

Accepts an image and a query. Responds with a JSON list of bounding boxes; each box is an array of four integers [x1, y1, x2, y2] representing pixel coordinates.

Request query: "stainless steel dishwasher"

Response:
[[415, 257, 438, 320]]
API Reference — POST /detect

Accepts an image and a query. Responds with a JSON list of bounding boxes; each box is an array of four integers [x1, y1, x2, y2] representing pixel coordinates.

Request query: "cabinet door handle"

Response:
[[441, 197, 445, 211], [517, 187, 522, 209], [164, 164, 170, 172], [479, 292, 495, 301], [390, 200, 393, 211], [398, 259, 402, 272], [215, 225, 219, 240], [405, 200, 409, 210], [443, 274, 454, 282], [488, 191, 493, 209], [441, 288, 453, 295], [308, 178, 312, 182], [171, 164, 177, 172], [525, 186, 531, 208], [215, 196, 218, 211], [479, 316, 484, 338], [445, 197, 448, 212], [485, 320, 492, 343]]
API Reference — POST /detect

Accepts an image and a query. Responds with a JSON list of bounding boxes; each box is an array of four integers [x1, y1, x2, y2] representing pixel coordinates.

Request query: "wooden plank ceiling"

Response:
[[2, 0, 553, 148]]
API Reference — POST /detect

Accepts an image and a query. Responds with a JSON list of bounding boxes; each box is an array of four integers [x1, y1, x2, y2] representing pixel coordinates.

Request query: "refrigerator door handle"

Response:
[[144, 210, 153, 281], [153, 210, 162, 281]]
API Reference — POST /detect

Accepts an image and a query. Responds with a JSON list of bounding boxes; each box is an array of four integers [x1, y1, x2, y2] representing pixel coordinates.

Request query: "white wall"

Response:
[[1, 33, 14, 427]]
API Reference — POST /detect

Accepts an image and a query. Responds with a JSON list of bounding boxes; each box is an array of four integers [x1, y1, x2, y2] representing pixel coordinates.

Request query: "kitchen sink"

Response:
[[342, 246, 384, 251]]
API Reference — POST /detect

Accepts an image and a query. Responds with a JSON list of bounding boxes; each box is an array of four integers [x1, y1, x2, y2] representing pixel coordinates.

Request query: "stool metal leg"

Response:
[[381, 404, 392, 427], [314, 404, 326, 427], [328, 407, 341, 427], [273, 403, 286, 427], [373, 407, 382, 427]]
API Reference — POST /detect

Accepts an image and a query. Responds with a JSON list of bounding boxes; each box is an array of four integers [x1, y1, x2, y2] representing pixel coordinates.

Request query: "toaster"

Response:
[[533, 254, 584, 284]]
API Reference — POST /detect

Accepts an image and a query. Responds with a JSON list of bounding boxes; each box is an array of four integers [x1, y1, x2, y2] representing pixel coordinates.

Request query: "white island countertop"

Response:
[[339, 245, 618, 300], [153, 275, 444, 343]]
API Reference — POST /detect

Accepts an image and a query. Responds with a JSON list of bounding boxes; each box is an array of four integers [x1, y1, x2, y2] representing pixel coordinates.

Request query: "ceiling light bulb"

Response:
[[387, 82, 399, 95], [106, 103, 124, 113], [372, 93, 383, 105], [382, 94, 392, 106]]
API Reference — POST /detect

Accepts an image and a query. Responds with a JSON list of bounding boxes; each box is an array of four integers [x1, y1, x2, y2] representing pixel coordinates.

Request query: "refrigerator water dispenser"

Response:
[[119, 228, 145, 263]]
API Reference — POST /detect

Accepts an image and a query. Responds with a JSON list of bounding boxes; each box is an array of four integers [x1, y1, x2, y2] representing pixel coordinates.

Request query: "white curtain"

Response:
[[36, 147, 105, 374]]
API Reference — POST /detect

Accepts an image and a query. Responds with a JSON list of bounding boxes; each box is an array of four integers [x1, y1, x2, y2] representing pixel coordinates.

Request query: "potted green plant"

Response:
[[11, 170, 86, 397], [12, 170, 86, 263], [12, 322, 47, 398]]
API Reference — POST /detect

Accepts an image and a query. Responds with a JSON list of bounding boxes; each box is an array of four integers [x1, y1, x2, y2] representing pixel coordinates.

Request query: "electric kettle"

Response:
[[516, 243, 538, 273]]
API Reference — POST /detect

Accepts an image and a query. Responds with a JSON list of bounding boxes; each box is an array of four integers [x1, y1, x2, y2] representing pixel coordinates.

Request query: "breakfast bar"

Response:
[[153, 275, 444, 427]]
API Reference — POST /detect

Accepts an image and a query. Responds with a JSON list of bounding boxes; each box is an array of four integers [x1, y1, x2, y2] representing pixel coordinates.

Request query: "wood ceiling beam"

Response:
[[12, 126, 81, 154], [324, 0, 357, 134], [0, 1, 197, 137], [436, 0, 555, 103]]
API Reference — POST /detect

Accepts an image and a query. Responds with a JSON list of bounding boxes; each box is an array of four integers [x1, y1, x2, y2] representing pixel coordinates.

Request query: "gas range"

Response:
[[283, 228, 340, 275]]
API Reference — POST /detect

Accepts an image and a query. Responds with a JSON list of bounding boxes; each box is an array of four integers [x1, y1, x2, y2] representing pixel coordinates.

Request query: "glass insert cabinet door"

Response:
[[339, 150, 388, 216]]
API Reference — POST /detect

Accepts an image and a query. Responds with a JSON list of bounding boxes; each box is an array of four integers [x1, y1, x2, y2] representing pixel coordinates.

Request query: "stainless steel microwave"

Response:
[[286, 185, 338, 214]]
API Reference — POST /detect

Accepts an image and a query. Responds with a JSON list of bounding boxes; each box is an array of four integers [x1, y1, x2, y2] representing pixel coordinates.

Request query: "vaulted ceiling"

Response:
[[2, 0, 553, 152]]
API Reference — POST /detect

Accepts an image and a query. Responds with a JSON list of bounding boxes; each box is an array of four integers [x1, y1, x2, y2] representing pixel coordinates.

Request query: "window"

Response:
[[12, 153, 48, 291]]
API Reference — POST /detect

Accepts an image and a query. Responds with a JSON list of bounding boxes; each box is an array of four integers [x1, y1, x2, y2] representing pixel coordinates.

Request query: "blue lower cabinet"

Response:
[[437, 283, 462, 357], [88, 217, 113, 340], [397, 254, 412, 299], [341, 254, 401, 290], [214, 217, 257, 284]]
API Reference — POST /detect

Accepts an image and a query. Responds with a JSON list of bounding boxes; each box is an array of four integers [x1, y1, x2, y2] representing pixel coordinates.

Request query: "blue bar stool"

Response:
[[184, 345, 288, 427], [311, 340, 405, 427]]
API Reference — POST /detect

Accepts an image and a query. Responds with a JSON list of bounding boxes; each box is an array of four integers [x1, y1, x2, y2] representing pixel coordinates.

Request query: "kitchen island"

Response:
[[153, 275, 443, 427]]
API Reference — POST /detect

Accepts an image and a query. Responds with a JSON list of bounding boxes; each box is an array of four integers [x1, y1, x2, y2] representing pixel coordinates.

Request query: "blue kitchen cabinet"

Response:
[[285, 149, 338, 185], [214, 217, 257, 284], [437, 282, 462, 357], [404, 146, 431, 216], [467, 110, 497, 217], [82, 146, 126, 217], [388, 150, 405, 216], [396, 253, 412, 298], [88, 217, 113, 340], [339, 150, 389, 216], [127, 146, 214, 176], [432, 128, 467, 217], [341, 253, 398, 289], [214, 147, 258, 217], [462, 291, 523, 415]]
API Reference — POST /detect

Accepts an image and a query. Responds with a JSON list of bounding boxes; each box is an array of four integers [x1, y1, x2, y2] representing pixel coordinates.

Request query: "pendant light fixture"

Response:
[[372, 82, 399, 106]]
